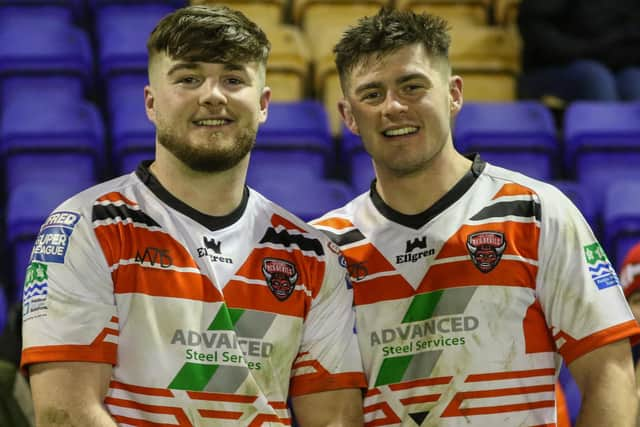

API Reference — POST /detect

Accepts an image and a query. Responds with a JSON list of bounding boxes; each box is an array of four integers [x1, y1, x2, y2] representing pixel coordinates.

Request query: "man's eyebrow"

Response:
[[397, 73, 430, 84], [354, 81, 382, 96], [167, 62, 201, 76]]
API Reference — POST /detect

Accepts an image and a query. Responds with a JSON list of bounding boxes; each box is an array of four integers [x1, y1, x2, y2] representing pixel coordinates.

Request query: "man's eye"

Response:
[[361, 92, 380, 101], [178, 76, 199, 85]]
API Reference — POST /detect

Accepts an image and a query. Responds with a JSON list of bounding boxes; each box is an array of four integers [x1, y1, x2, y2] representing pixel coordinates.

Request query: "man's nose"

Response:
[[382, 91, 408, 116], [199, 81, 227, 106]]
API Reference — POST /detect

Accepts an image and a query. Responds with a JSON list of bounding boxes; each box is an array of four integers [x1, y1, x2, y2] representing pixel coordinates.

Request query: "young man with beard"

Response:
[[21, 5, 365, 426], [311, 8, 640, 427]]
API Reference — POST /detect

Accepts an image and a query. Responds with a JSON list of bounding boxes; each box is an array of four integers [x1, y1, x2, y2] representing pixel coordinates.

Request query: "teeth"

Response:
[[384, 127, 418, 136], [196, 119, 228, 126]]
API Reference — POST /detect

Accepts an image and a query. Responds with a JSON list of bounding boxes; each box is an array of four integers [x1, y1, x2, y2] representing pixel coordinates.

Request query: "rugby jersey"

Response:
[[312, 156, 640, 427], [22, 162, 366, 426]]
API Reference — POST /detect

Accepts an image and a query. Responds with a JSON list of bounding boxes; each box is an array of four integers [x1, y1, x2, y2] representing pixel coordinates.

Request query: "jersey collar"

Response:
[[135, 160, 249, 231], [370, 153, 485, 229]]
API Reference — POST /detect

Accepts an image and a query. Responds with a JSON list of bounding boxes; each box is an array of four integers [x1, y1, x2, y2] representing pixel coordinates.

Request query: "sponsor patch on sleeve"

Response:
[[31, 211, 81, 263], [23, 262, 49, 320], [584, 242, 620, 290]]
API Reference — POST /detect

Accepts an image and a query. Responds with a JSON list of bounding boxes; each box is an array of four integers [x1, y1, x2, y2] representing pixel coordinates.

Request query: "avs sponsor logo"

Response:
[[31, 211, 80, 263], [23, 262, 49, 320], [262, 258, 298, 301], [135, 247, 172, 268], [466, 231, 507, 273], [396, 236, 435, 264], [197, 236, 233, 264], [584, 242, 620, 290]]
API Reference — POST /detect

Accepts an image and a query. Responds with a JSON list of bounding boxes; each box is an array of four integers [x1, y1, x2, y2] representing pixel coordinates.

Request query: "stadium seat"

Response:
[[0, 76, 84, 106], [248, 100, 334, 182], [548, 180, 598, 237], [0, 285, 6, 333], [0, 5, 93, 90], [0, 97, 104, 190], [603, 180, 640, 269], [396, 0, 490, 26], [341, 127, 374, 194], [95, 3, 176, 79], [294, 0, 389, 135], [249, 174, 355, 221], [454, 101, 558, 180], [106, 74, 156, 174], [264, 25, 311, 102], [449, 24, 521, 102], [0, 0, 86, 22], [564, 102, 640, 201], [6, 181, 92, 299], [492, 0, 521, 26], [190, 0, 285, 30]]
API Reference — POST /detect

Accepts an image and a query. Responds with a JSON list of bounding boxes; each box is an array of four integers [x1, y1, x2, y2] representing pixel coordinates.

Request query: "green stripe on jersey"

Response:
[[402, 291, 443, 323], [169, 362, 218, 390]]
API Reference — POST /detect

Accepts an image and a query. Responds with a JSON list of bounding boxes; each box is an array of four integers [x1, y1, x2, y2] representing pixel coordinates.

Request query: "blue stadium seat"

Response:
[[0, 5, 93, 90], [0, 97, 104, 191], [250, 100, 334, 181], [548, 180, 598, 237], [603, 180, 640, 269], [6, 182, 91, 300], [454, 101, 558, 181], [95, 3, 177, 79], [0, 0, 86, 22], [341, 127, 374, 194], [107, 73, 155, 173], [0, 76, 84, 106], [558, 361, 581, 426], [564, 102, 640, 203], [0, 285, 7, 333], [249, 174, 355, 221]]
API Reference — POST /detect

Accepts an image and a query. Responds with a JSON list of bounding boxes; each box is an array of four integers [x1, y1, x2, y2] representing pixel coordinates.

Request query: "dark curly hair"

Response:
[[334, 7, 451, 89]]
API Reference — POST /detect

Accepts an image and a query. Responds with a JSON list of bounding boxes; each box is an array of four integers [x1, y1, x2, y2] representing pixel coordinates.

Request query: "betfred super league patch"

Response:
[[262, 258, 298, 301], [584, 242, 620, 290], [31, 211, 80, 263]]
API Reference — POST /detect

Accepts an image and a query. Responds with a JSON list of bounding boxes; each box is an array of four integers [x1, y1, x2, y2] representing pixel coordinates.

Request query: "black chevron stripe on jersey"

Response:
[[470, 200, 541, 222], [320, 229, 366, 247], [92, 204, 160, 227], [259, 227, 324, 256]]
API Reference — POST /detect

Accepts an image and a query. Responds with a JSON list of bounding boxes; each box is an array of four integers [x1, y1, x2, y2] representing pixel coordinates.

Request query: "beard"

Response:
[[157, 125, 256, 173]]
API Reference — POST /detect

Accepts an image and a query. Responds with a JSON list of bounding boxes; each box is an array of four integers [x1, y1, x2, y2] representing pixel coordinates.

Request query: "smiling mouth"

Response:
[[382, 126, 419, 137], [194, 119, 231, 126]]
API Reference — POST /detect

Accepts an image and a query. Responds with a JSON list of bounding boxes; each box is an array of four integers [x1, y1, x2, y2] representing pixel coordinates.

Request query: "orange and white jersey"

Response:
[[22, 162, 366, 426], [312, 156, 640, 427]]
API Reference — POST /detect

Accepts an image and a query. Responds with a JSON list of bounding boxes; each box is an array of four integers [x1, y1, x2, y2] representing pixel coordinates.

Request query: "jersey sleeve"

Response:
[[289, 238, 367, 396], [536, 186, 640, 364], [21, 200, 118, 368]]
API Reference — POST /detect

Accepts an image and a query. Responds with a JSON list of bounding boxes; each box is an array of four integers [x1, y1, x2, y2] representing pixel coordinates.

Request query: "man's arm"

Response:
[[569, 339, 638, 427], [291, 388, 363, 427], [29, 361, 116, 427]]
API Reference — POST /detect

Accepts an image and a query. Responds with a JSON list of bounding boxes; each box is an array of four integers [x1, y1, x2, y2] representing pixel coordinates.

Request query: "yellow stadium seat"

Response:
[[396, 0, 491, 27], [264, 25, 311, 101], [189, 0, 286, 30], [492, 0, 521, 26]]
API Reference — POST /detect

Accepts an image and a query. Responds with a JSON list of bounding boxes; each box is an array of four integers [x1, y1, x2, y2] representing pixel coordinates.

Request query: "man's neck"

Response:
[[374, 151, 472, 215], [149, 152, 248, 217]]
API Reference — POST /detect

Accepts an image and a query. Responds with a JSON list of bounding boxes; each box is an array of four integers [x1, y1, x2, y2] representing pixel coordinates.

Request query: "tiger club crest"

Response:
[[262, 258, 298, 301]]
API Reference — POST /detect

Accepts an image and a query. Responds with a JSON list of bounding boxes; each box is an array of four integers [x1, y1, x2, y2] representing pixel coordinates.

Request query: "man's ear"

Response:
[[258, 86, 272, 124], [449, 75, 463, 117], [144, 85, 156, 123], [338, 99, 359, 135]]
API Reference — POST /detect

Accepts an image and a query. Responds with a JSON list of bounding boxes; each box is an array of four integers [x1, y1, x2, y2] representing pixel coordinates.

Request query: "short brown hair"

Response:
[[334, 8, 451, 87], [147, 5, 270, 66]]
